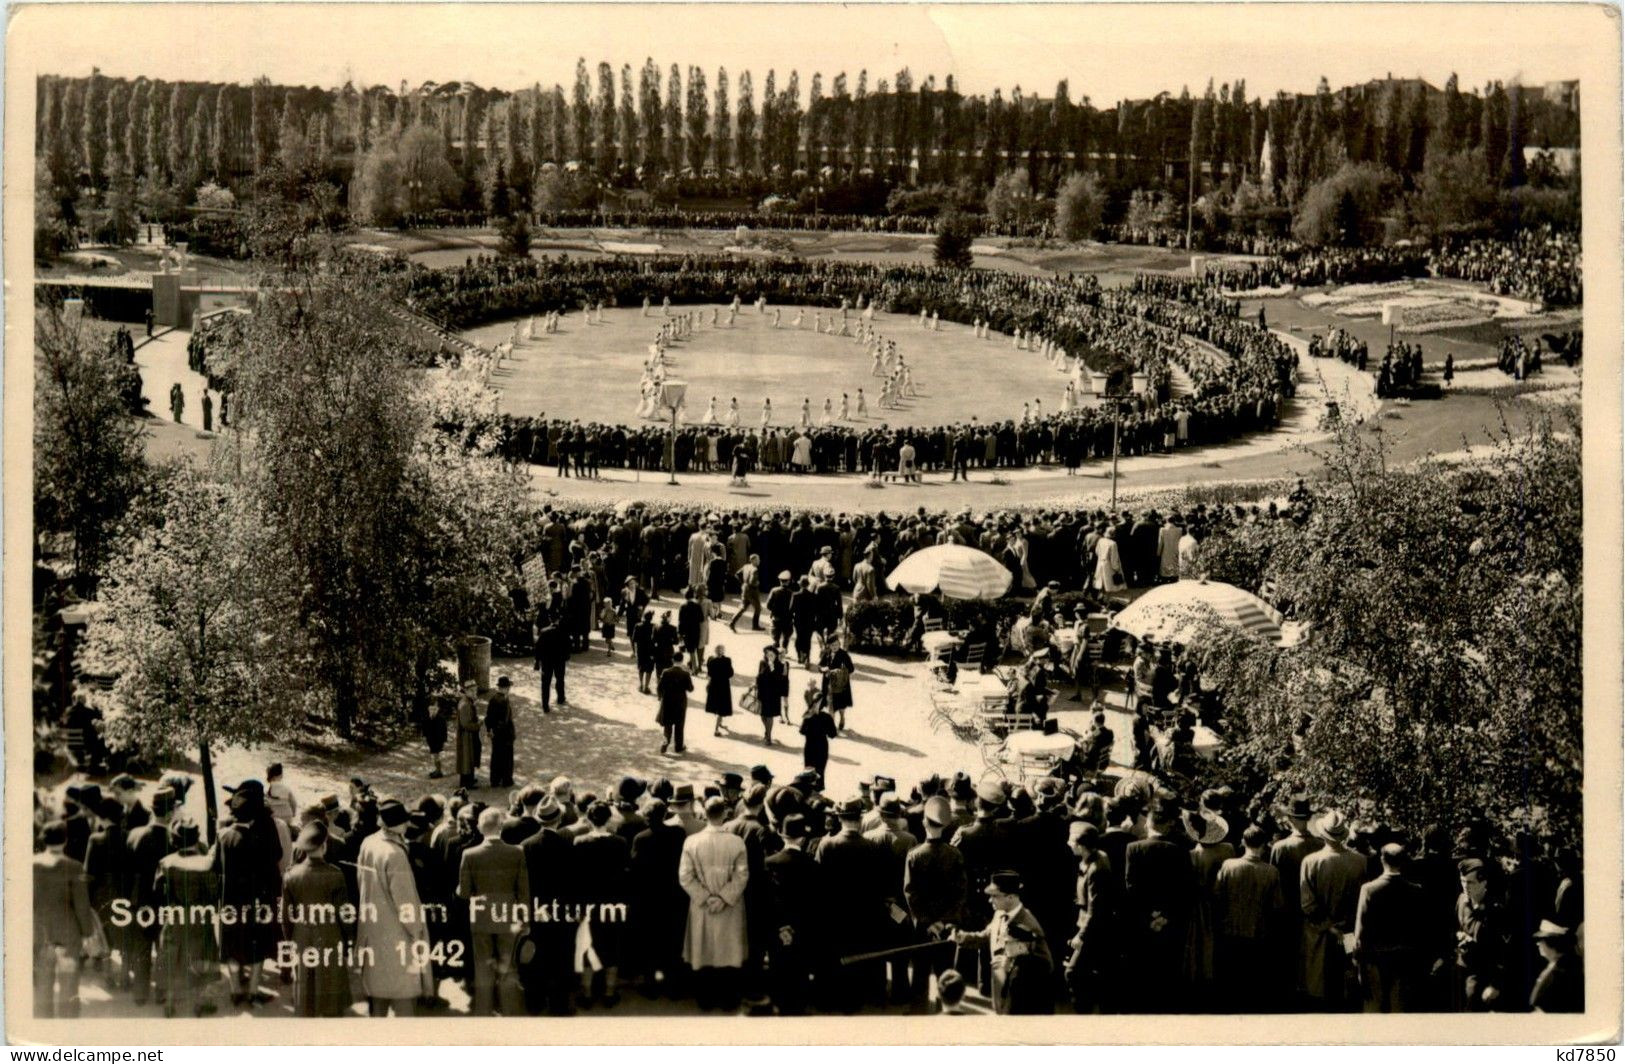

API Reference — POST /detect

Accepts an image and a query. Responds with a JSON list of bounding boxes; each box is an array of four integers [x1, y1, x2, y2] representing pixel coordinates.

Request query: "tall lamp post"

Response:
[[1106, 371, 1150, 510], [658, 379, 688, 486]]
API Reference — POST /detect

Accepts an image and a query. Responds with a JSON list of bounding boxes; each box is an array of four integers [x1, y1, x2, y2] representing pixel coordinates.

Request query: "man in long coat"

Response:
[[678, 796, 750, 1010], [455, 680, 482, 788], [816, 797, 887, 1010], [212, 780, 283, 1006], [629, 799, 690, 996], [1299, 810, 1368, 1008], [154, 821, 222, 1017], [357, 799, 431, 1016], [280, 820, 354, 1017], [33, 819, 95, 1018], [484, 677, 516, 789], [763, 813, 825, 1015], [656, 662, 693, 755], [458, 806, 531, 1015]]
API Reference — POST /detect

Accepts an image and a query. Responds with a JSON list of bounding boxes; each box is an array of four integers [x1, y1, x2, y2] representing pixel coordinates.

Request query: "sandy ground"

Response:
[[469, 304, 1108, 429]]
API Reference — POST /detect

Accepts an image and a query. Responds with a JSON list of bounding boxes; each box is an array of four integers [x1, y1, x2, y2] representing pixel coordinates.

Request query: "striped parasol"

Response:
[[1110, 579, 1285, 646], [886, 545, 1012, 601]]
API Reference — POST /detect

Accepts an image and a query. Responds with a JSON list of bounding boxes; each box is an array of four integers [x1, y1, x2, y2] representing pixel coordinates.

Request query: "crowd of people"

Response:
[[33, 727, 1584, 1019], [408, 254, 1298, 478], [1427, 228, 1583, 308]]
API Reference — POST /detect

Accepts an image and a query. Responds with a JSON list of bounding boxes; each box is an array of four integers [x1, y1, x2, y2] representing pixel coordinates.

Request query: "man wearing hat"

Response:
[[1299, 809, 1368, 1008], [215, 779, 284, 1006], [357, 798, 432, 1015], [110, 773, 151, 835], [278, 820, 353, 1017], [151, 820, 222, 1017], [765, 571, 795, 654], [455, 678, 483, 789], [763, 813, 826, 1015], [458, 806, 532, 1015], [952, 872, 1055, 1014], [1530, 920, 1582, 1013], [1350, 841, 1426, 1013], [1123, 800, 1198, 1009], [123, 785, 177, 1005], [519, 793, 575, 1015], [608, 778, 648, 844], [865, 794, 920, 1003], [485, 677, 517, 789], [952, 782, 1017, 960], [903, 796, 968, 1006], [82, 795, 134, 992], [656, 659, 694, 756], [1270, 795, 1323, 1002], [628, 798, 689, 1001], [667, 784, 703, 836], [32, 819, 95, 1017], [816, 797, 888, 1010], [678, 795, 751, 1010], [1063, 821, 1117, 1013]]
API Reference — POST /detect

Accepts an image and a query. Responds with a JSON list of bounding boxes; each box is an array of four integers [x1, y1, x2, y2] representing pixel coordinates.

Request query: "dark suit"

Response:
[[816, 828, 886, 1009], [764, 846, 825, 1014], [1124, 833, 1196, 1007], [903, 839, 967, 1000], [1353, 871, 1427, 1012], [457, 837, 531, 1015], [630, 822, 689, 987], [656, 665, 693, 751], [484, 690, 515, 787], [123, 821, 172, 1003], [33, 851, 94, 1017], [519, 826, 574, 1013]]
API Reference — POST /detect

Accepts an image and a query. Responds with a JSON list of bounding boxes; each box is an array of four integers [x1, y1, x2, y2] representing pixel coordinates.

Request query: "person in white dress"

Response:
[[871, 349, 885, 377], [711, 307, 720, 327], [839, 393, 850, 421], [643, 297, 651, 317], [820, 397, 834, 425], [702, 397, 720, 425], [799, 398, 812, 429], [814, 313, 824, 334], [792, 308, 804, 329], [637, 381, 656, 420], [760, 398, 773, 429], [726, 398, 741, 428], [919, 308, 929, 329], [1033, 398, 1043, 421], [930, 311, 940, 331], [1063, 382, 1076, 412], [772, 308, 782, 328], [662, 295, 672, 317]]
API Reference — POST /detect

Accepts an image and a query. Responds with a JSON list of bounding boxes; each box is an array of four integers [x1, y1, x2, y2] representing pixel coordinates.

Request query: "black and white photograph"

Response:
[[5, 1, 1619, 1045]]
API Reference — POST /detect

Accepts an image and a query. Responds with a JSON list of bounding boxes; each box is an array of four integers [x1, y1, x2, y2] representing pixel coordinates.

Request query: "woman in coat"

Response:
[[755, 645, 790, 745], [632, 609, 657, 694], [799, 682, 839, 780], [818, 638, 856, 732], [704, 645, 735, 736]]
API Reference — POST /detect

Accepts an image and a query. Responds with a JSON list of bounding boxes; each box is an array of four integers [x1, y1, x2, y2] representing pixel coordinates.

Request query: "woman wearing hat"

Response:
[[818, 636, 856, 733], [704, 645, 735, 737], [153, 820, 222, 1017], [755, 645, 791, 745], [632, 609, 657, 694], [798, 682, 839, 780]]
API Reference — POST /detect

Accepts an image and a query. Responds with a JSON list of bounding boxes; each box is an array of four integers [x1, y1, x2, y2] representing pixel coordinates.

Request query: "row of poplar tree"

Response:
[[38, 64, 1576, 210]]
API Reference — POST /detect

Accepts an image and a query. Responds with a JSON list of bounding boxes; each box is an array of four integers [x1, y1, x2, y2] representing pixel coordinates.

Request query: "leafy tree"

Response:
[[984, 167, 1038, 229], [735, 70, 756, 174], [685, 66, 709, 172], [1196, 417, 1581, 847], [34, 158, 75, 263], [34, 300, 149, 590], [933, 209, 976, 267], [1410, 149, 1495, 237], [497, 210, 531, 257], [349, 145, 405, 227], [1053, 171, 1106, 241], [396, 124, 459, 215], [1291, 161, 1397, 246], [85, 467, 300, 841]]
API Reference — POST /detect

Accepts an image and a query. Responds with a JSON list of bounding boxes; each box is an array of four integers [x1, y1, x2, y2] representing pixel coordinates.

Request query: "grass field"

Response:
[[465, 304, 1088, 428]]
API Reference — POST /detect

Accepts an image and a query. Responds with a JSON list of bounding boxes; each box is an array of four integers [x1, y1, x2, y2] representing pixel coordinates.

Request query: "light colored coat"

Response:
[[356, 830, 430, 1001], [1093, 535, 1126, 593], [678, 824, 750, 969]]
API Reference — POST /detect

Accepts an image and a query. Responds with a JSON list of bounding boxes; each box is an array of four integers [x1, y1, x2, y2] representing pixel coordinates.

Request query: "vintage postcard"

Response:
[[5, 1, 1620, 1046]]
